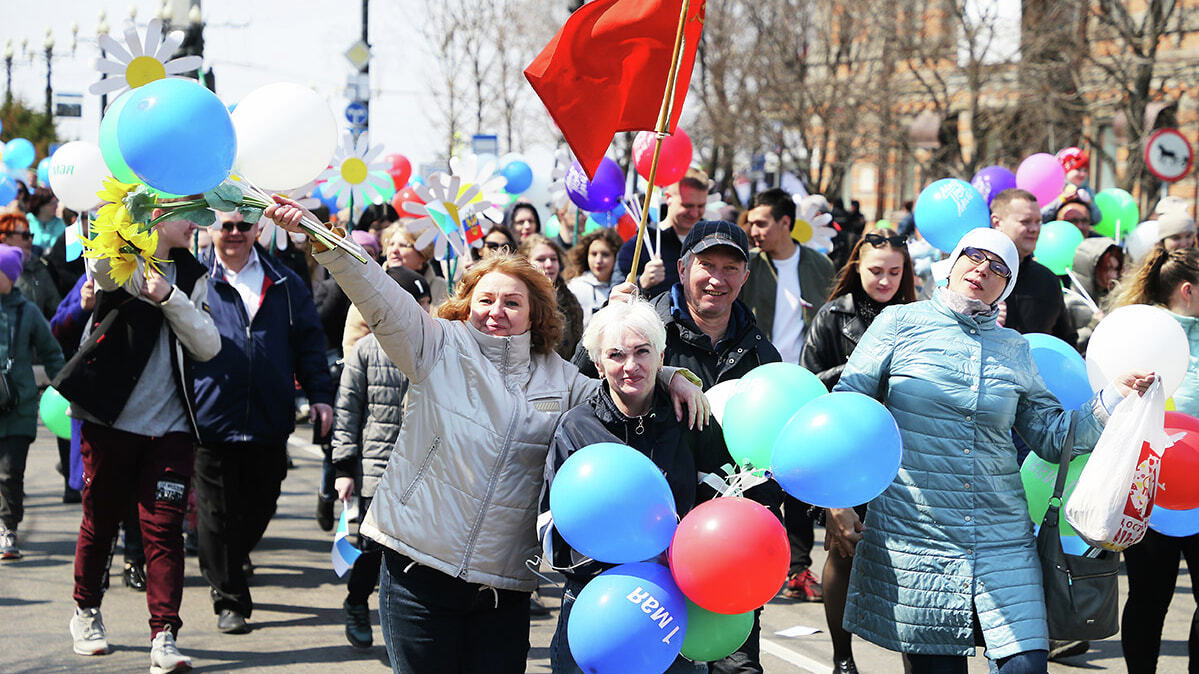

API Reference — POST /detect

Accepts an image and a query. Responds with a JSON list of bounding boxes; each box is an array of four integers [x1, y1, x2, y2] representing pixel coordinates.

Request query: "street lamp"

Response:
[[98, 10, 110, 117], [43, 29, 54, 116], [3, 39, 12, 105]]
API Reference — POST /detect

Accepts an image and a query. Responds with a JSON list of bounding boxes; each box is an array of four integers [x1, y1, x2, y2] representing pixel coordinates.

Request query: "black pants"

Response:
[[0, 435, 33, 530], [346, 496, 382, 605], [195, 442, 288, 618], [1122, 528, 1199, 673], [783, 494, 814, 573]]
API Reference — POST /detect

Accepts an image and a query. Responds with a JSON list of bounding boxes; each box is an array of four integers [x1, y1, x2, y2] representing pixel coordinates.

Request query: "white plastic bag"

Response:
[[1064, 379, 1169, 551]]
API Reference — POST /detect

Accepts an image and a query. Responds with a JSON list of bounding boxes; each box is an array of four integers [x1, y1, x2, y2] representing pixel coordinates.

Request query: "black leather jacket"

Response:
[[800, 294, 868, 390]]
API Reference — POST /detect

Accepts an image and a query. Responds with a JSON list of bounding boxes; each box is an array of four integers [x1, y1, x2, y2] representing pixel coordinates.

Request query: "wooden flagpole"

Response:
[[626, 0, 692, 287]]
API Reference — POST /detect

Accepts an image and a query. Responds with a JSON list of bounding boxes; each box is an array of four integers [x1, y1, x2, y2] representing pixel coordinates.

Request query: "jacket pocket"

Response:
[[400, 435, 441, 505]]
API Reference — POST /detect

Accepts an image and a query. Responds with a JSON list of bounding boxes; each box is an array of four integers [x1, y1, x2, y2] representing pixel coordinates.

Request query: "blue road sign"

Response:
[[345, 101, 368, 126]]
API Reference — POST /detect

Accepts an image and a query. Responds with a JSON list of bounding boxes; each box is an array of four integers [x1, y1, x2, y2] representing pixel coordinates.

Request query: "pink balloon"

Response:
[[1015, 153, 1066, 207], [634, 129, 693, 187]]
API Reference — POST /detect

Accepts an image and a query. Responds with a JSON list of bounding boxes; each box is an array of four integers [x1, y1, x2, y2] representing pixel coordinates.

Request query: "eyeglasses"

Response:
[[864, 232, 907, 248], [961, 246, 1012, 279], [1061, 216, 1090, 226], [0, 230, 32, 240], [219, 221, 254, 233]]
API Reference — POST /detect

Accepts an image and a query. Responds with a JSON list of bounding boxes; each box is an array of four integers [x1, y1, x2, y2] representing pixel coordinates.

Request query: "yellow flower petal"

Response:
[[108, 253, 139, 287]]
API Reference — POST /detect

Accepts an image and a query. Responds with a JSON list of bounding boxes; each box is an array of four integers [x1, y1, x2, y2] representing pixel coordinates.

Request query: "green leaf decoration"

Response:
[[213, 183, 243, 203], [238, 206, 263, 224], [203, 189, 240, 212], [175, 208, 217, 228], [124, 185, 160, 224]]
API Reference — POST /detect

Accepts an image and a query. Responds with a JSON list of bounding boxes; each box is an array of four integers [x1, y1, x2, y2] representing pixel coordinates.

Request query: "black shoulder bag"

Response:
[[1037, 410, 1121, 641]]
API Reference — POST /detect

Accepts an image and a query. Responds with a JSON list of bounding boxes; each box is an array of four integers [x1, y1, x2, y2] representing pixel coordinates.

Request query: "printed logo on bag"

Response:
[[155, 478, 187, 506], [625, 586, 681, 644], [1106, 442, 1160, 551]]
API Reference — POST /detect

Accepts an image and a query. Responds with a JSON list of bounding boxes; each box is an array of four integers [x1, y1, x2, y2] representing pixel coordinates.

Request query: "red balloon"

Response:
[[392, 185, 425, 218], [669, 497, 788, 614], [385, 153, 412, 190], [634, 129, 693, 187], [1158, 412, 1199, 510]]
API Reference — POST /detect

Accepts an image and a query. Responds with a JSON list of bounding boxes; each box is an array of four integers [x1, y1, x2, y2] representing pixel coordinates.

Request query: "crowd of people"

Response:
[[0, 146, 1189, 673]]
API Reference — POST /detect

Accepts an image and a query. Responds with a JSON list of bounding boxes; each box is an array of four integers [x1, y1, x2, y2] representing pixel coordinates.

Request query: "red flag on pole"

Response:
[[524, 0, 705, 179]]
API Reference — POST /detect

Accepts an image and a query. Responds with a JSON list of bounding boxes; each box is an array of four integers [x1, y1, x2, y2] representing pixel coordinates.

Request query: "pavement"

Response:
[[1, 427, 1195, 673]]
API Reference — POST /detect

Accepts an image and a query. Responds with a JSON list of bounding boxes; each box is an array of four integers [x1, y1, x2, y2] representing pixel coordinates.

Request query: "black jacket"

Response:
[[800, 294, 868, 390], [572, 284, 781, 388], [1004, 256, 1077, 346], [540, 382, 779, 582], [614, 224, 684, 299]]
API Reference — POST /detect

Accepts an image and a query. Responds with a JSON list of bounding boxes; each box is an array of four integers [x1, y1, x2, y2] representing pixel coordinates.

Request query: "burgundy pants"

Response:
[[73, 422, 194, 638]]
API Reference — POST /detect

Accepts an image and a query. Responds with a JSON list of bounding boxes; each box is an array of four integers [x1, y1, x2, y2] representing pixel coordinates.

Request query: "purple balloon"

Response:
[[566, 158, 625, 212], [971, 166, 1017, 207]]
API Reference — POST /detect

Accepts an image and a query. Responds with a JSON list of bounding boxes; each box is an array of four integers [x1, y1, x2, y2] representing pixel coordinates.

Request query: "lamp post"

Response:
[[43, 29, 54, 116], [97, 11, 109, 118], [3, 40, 12, 106]]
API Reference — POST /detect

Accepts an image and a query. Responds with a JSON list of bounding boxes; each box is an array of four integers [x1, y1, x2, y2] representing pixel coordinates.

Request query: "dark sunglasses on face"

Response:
[[220, 221, 254, 233], [483, 241, 510, 251], [1, 230, 32, 240], [962, 246, 1012, 279], [864, 232, 907, 247]]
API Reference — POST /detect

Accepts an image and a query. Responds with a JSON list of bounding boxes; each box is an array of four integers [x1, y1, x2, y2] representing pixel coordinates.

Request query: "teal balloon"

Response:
[[721, 363, 827, 471], [544, 213, 561, 239], [913, 178, 990, 252], [1093, 188, 1138, 241], [99, 92, 139, 183], [680, 600, 753, 662], [36, 157, 51, 186], [3, 138, 36, 170], [39, 387, 72, 440], [1034, 220, 1085, 275]]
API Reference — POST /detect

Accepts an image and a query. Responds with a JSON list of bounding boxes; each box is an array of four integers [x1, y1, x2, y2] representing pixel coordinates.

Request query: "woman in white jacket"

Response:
[[265, 197, 706, 673], [566, 228, 623, 329]]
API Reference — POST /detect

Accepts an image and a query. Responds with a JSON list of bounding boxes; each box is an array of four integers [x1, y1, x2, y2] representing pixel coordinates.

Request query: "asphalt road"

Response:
[[0, 428, 1193, 673]]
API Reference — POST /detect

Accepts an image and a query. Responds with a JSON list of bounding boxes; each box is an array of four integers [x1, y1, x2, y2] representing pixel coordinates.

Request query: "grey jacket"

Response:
[[315, 245, 604, 591], [332, 334, 408, 498]]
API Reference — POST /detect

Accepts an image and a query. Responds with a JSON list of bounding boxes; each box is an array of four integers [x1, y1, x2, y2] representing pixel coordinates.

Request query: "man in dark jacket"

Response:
[[990, 188, 1078, 345], [192, 212, 334, 635], [573, 220, 781, 673], [614, 173, 709, 298]]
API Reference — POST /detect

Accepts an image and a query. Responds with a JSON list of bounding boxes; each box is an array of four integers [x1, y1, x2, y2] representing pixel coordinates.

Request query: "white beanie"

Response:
[[930, 227, 1021, 303]]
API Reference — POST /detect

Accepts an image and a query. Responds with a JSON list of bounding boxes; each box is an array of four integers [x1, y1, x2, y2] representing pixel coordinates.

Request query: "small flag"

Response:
[[65, 221, 83, 262], [331, 500, 362, 577], [463, 214, 484, 244]]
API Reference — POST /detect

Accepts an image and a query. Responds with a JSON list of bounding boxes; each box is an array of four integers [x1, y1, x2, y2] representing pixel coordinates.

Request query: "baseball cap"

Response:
[[1157, 210, 1197, 241], [1056, 147, 1090, 172], [681, 220, 750, 261]]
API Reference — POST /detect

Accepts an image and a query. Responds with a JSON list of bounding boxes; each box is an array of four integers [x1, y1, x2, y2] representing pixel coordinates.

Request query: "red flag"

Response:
[[525, 0, 704, 179]]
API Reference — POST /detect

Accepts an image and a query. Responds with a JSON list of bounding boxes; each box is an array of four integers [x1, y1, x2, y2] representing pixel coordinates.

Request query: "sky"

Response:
[[2, 0, 560, 177]]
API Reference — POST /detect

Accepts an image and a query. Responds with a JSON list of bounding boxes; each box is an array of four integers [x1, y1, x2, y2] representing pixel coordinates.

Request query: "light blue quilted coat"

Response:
[[833, 293, 1106, 658]]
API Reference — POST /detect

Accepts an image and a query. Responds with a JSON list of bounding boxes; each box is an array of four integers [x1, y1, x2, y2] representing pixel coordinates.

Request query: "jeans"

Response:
[[195, 441, 288, 618], [1122, 528, 1199, 672], [906, 651, 1048, 674], [73, 423, 194, 637], [0, 435, 33, 530], [550, 577, 708, 673], [378, 548, 530, 673]]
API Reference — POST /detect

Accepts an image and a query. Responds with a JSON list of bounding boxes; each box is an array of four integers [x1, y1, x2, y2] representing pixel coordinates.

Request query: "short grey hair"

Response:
[[582, 299, 667, 365]]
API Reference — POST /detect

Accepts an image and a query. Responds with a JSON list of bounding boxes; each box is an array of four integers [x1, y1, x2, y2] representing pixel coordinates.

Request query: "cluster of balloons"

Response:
[[549, 442, 787, 671], [1, 137, 39, 205]]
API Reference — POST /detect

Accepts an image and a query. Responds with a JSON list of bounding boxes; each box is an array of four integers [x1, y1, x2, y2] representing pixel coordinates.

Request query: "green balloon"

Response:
[[99, 93, 139, 184], [876, 219, 892, 229], [1034, 221, 1085, 275], [1093, 188, 1139, 241], [722, 363, 827, 471], [1020, 452, 1088, 537], [544, 213, 561, 239], [39, 386, 71, 440], [680, 600, 753, 662]]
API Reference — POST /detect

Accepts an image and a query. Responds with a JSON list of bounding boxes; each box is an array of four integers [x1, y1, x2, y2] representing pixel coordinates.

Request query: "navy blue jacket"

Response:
[[193, 245, 333, 447]]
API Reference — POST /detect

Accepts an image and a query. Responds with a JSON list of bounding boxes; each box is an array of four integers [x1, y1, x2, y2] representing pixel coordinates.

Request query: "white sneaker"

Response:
[[69, 607, 110, 656], [150, 627, 192, 673], [0, 528, 20, 560]]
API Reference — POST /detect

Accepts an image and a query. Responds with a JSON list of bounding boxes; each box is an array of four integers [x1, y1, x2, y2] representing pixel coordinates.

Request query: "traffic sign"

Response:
[[345, 40, 371, 71], [345, 101, 368, 126], [1145, 128, 1194, 182]]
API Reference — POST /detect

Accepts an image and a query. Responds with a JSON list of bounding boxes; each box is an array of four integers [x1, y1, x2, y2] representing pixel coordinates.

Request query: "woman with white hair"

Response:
[[540, 299, 734, 673], [826, 228, 1154, 673]]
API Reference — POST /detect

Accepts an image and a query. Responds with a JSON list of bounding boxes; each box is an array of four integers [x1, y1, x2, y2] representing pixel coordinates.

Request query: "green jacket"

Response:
[[0, 289, 66, 438], [740, 243, 837, 337]]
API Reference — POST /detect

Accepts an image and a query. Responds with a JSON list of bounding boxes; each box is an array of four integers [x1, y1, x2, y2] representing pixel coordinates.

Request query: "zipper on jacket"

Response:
[[400, 435, 441, 504]]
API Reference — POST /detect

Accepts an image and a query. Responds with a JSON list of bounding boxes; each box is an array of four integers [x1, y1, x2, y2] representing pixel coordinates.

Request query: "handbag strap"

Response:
[[1046, 410, 1080, 516], [3, 303, 23, 373]]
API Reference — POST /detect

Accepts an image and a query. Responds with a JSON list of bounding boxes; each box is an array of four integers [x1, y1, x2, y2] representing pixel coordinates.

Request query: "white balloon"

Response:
[[705, 379, 743, 427], [232, 82, 337, 191], [1086, 304, 1189, 397], [47, 141, 109, 211], [1125, 220, 1159, 265]]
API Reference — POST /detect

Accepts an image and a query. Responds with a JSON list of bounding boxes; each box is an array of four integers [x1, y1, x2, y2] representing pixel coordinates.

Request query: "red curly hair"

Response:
[[437, 253, 565, 355]]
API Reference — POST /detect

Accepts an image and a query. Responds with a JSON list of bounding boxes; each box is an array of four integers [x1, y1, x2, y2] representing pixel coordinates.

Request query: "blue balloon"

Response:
[[771, 391, 903, 508], [1025, 333, 1092, 409], [36, 157, 51, 186], [549, 443, 677, 564], [313, 181, 340, 211], [117, 78, 236, 195], [3, 138, 36, 170], [568, 562, 687, 674], [0, 175, 17, 205], [913, 178, 991, 252], [500, 159, 533, 194], [589, 204, 624, 227], [1150, 504, 1199, 537]]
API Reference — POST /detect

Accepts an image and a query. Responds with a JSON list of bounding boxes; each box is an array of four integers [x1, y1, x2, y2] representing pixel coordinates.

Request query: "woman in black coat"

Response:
[[799, 227, 917, 674]]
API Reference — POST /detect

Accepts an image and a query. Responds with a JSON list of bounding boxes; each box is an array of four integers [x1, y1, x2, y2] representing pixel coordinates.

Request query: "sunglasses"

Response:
[[483, 241, 510, 251], [219, 221, 254, 233], [961, 246, 1012, 279], [864, 232, 907, 247], [1, 230, 32, 240]]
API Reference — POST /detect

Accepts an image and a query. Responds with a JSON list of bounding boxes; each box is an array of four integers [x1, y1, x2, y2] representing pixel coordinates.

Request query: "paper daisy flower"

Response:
[[546, 148, 573, 210], [791, 197, 836, 252], [316, 135, 392, 209], [90, 19, 203, 96], [403, 172, 493, 260], [448, 155, 507, 222]]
